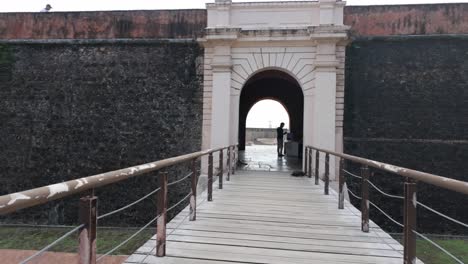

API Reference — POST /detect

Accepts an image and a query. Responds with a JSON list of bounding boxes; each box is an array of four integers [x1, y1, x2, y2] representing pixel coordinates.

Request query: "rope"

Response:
[[367, 179, 404, 200], [369, 201, 404, 228], [347, 188, 362, 200], [98, 188, 160, 220], [20, 224, 84, 264], [168, 172, 193, 187], [343, 169, 362, 179], [168, 192, 192, 213], [97, 214, 161, 262], [413, 230, 464, 264], [417, 202, 468, 228], [139, 195, 208, 263], [98, 171, 194, 220]]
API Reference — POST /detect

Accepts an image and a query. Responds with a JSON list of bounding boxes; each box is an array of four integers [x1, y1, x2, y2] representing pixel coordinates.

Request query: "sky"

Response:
[[247, 100, 290, 129], [1, 0, 468, 12]]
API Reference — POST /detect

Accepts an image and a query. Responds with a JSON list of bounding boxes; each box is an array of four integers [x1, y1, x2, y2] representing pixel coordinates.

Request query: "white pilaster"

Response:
[[230, 92, 240, 145], [210, 45, 232, 148]]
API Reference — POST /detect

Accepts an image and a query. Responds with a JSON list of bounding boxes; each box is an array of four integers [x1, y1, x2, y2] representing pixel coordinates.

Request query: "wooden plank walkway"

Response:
[[125, 170, 412, 264]]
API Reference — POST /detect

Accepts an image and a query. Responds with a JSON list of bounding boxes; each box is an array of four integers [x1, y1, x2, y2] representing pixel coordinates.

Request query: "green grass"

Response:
[[417, 239, 468, 264], [0, 226, 153, 255], [1, 227, 467, 262]]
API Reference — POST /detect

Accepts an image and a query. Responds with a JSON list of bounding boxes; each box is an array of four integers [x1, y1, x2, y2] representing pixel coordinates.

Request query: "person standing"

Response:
[[276, 122, 287, 157]]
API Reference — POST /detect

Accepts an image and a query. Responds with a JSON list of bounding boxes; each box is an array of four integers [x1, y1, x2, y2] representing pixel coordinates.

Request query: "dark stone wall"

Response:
[[0, 41, 203, 225], [344, 36, 468, 234]]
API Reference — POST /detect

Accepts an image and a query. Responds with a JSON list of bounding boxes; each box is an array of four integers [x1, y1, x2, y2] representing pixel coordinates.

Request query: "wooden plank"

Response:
[[162, 229, 403, 250], [164, 242, 403, 264], [125, 170, 411, 264]]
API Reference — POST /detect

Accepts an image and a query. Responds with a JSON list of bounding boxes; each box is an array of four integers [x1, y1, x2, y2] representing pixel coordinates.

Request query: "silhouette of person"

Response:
[[276, 122, 287, 157], [40, 4, 52, 12]]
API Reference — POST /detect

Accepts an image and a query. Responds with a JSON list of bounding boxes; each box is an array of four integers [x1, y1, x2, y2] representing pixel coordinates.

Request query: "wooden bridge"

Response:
[[1, 144, 466, 264], [126, 170, 408, 264]]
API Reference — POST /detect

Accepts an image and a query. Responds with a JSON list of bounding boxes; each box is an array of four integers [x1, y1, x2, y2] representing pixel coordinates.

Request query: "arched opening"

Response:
[[238, 69, 304, 171], [245, 99, 290, 145]]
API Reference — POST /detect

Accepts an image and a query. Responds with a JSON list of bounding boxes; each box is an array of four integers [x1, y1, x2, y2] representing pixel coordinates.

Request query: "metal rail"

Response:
[[0, 146, 232, 215], [305, 145, 468, 264], [308, 146, 468, 195], [1, 144, 238, 264]]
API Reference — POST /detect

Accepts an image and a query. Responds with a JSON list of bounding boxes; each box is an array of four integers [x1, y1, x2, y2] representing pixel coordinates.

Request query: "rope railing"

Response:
[[139, 194, 209, 264], [98, 187, 161, 220], [417, 201, 468, 228], [96, 214, 162, 262], [0, 145, 237, 215], [305, 145, 468, 264], [2, 144, 239, 264], [20, 224, 84, 264], [412, 230, 465, 264], [368, 201, 404, 228], [347, 188, 362, 200], [342, 169, 362, 180], [167, 192, 192, 213], [366, 179, 404, 200], [167, 172, 193, 187]]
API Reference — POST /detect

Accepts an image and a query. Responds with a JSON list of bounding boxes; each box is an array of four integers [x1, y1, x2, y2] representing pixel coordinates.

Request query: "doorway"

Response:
[[238, 70, 304, 171]]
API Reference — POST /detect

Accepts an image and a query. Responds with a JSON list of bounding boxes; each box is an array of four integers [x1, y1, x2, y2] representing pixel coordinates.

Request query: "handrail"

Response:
[[0, 145, 233, 215], [307, 145, 468, 196], [304, 144, 467, 264]]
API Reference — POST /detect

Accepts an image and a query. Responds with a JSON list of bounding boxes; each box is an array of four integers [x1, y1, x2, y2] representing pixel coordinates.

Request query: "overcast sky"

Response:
[[1, 0, 467, 12], [247, 100, 290, 129]]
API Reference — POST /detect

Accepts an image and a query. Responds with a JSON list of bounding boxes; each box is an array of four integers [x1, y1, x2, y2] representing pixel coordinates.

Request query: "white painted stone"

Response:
[[201, 0, 349, 178], [8, 193, 31, 205], [47, 183, 69, 198]]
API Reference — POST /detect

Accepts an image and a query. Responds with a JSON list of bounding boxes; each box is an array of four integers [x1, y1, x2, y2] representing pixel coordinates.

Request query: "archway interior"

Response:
[[239, 70, 304, 154], [246, 99, 290, 131]]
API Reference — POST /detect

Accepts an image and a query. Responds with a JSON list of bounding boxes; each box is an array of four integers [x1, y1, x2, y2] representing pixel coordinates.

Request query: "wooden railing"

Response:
[[0, 144, 238, 264], [305, 145, 468, 264]]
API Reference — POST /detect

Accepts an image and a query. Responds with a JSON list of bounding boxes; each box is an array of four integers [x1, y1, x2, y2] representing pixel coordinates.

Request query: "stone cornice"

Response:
[[199, 27, 241, 47], [207, 0, 347, 9], [207, 1, 321, 9], [309, 25, 350, 42], [201, 26, 349, 45]]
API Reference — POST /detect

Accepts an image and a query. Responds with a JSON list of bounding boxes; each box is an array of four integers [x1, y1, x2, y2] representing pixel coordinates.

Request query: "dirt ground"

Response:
[[0, 249, 127, 264]]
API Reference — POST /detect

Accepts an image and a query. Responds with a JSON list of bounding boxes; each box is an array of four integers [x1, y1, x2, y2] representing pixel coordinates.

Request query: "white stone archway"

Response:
[[200, 0, 349, 180]]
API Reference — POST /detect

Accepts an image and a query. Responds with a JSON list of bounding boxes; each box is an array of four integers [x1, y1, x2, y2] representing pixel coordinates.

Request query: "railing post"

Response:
[[190, 159, 197, 221], [361, 166, 370, 233], [308, 148, 312, 178], [78, 195, 97, 264], [208, 153, 213, 201], [403, 179, 417, 264], [315, 150, 319, 185], [324, 153, 330, 195], [227, 146, 231, 181], [219, 149, 224, 189], [156, 172, 168, 257], [338, 158, 345, 209], [304, 147, 309, 175]]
